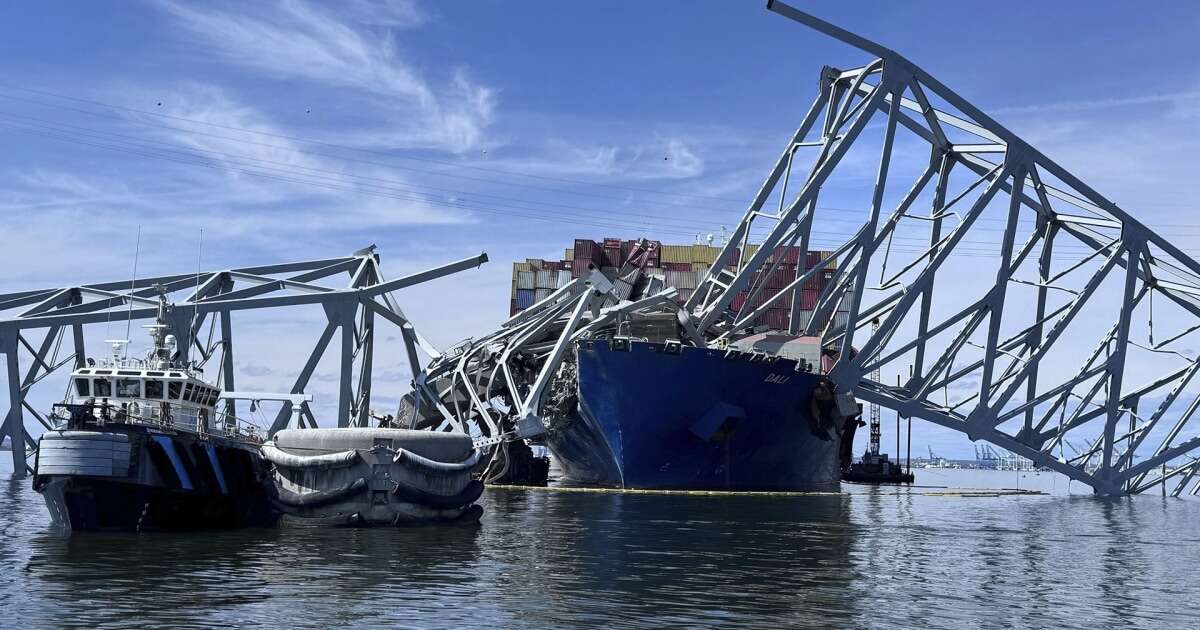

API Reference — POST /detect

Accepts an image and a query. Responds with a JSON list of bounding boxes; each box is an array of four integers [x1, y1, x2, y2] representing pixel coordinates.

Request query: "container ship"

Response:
[[503, 238, 857, 491]]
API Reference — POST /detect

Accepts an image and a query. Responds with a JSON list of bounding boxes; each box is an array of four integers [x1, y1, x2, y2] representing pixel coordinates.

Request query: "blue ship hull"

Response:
[[544, 339, 842, 491]]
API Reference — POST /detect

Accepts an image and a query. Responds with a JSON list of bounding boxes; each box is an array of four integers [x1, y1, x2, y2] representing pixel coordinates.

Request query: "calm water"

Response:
[[0, 461, 1196, 629]]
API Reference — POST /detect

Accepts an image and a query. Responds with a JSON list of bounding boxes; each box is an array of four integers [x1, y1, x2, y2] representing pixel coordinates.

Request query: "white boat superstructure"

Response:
[[54, 289, 261, 443]]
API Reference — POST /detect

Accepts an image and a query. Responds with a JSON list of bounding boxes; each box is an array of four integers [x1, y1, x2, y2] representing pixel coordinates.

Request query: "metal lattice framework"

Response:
[[686, 1, 1200, 496], [0, 246, 486, 477], [410, 242, 679, 481]]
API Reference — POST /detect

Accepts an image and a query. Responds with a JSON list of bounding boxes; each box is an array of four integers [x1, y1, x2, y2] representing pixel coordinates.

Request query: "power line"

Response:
[[0, 110, 1121, 256], [0, 119, 1051, 260], [4, 87, 1197, 263], [7, 85, 1193, 236], [0, 85, 751, 206]]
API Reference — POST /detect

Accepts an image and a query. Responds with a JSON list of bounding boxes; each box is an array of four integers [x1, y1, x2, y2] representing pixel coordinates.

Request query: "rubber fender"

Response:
[[452, 504, 484, 524], [392, 447, 481, 475], [393, 479, 484, 509], [274, 477, 368, 508], [262, 443, 359, 469]]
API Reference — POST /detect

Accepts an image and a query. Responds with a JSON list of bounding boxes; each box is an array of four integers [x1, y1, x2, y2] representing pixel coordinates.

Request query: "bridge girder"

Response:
[[688, 1, 1200, 496], [0, 247, 486, 478]]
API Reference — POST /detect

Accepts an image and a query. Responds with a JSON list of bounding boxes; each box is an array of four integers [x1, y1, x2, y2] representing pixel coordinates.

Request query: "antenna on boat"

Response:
[[120, 225, 142, 360], [189, 228, 203, 341]]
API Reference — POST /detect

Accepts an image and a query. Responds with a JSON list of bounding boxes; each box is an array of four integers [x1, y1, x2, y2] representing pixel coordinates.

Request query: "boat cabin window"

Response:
[[168, 381, 181, 399], [207, 390, 219, 406], [74, 378, 90, 397], [117, 379, 142, 398], [145, 380, 164, 399], [183, 383, 195, 403], [94, 378, 112, 397]]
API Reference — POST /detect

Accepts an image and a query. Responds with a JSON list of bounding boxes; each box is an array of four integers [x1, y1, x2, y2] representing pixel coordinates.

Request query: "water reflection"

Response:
[[1, 467, 1197, 629], [483, 490, 857, 628]]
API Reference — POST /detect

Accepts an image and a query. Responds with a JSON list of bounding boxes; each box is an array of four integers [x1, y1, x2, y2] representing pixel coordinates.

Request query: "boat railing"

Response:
[[49, 401, 264, 444]]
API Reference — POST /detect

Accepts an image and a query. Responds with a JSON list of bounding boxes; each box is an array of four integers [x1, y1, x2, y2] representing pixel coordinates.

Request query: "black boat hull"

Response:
[[34, 427, 279, 532], [39, 476, 279, 531]]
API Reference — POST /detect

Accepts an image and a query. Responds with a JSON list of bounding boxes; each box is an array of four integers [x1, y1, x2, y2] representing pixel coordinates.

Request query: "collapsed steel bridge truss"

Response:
[[685, 1, 1200, 496], [411, 241, 679, 481], [0, 246, 485, 477], [5, 4, 1193, 497]]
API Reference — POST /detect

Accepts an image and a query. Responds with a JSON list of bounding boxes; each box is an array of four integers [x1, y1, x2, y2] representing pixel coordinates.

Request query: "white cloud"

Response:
[[991, 90, 1200, 117], [153, 0, 494, 154], [485, 135, 707, 182]]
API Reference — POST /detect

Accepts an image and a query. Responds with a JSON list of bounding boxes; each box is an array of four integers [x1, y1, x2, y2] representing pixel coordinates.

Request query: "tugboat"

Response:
[[32, 290, 279, 531], [840, 402, 914, 485], [841, 452, 914, 485]]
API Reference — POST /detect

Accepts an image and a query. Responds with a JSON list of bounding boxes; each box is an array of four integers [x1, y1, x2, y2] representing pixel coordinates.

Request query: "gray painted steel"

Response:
[[0, 247, 485, 479], [683, 1, 1200, 496]]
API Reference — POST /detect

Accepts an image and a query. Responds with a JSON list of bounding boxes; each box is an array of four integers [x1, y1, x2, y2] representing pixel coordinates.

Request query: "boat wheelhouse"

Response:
[[64, 362, 256, 441]]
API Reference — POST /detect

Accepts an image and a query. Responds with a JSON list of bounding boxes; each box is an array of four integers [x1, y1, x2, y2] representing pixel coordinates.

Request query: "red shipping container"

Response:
[[760, 308, 790, 330], [803, 270, 823, 291], [770, 246, 801, 265], [603, 237, 622, 247], [663, 262, 692, 272], [603, 246, 624, 268], [801, 289, 820, 310], [770, 266, 797, 289], [730, 291, 748, 311], [645, 240, 662, 266], [572, 258, 598, 278], [756, 287, 794, 309], [573, 239, 602, 264], [621, 240, 637, 262], [804, 251, 822, 269]]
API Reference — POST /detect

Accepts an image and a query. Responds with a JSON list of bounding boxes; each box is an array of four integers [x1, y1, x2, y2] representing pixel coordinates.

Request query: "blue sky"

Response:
[[0, 1, 1197, 458]]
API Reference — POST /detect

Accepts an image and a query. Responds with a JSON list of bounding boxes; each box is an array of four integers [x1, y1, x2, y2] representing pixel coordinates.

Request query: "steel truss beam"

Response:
[[684, 1, 1200, 495], [415, 240, 684, 481], [0, 246, 486, 477]]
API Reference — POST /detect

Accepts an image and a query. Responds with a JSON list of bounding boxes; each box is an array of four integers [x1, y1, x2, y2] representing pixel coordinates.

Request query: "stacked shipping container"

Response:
[[509, 238, 850, 331]]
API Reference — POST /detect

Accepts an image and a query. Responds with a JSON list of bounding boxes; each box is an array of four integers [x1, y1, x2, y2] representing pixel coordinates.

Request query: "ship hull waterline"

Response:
[[544, 340, 844, 492]]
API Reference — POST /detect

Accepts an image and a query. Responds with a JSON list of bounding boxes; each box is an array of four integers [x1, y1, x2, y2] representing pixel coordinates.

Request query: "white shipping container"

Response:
[[534, 288, 553, 302], [664, 270, 698, 290], [517, 271, 536, 290], [556, 270, 573, 288], [681, 272, 698, 290], [535, 270, 556, 289]]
